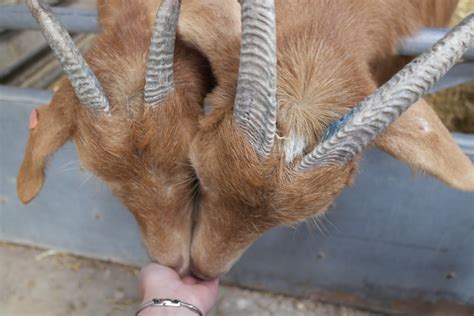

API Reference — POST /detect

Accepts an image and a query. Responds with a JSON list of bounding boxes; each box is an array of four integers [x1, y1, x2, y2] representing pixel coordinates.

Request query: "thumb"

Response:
[[139, 263, 180, 301], [138, 263, 220, 315]]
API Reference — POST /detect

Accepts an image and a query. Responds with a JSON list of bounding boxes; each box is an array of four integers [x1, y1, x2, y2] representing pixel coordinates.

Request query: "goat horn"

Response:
[[234, 0, 277, 157], [144, 0, 181, 105], [27, 0, 110, 113], [299, 13, 474, 170]]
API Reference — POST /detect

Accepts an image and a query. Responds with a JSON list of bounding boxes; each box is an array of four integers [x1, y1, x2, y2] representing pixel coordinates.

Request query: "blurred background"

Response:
[[0, 0, 472, 133]]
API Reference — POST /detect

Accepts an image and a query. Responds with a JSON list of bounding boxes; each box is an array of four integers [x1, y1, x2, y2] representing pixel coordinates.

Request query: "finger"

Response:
[[182, 275, 198, 285], [140, 263, 180, 283], [191, 278, 220, 311], [198, 278, 219, 295]]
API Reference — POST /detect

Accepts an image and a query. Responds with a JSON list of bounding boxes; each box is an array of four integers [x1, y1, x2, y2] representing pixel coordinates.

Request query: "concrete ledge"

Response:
[[1, 87, 473, 312]]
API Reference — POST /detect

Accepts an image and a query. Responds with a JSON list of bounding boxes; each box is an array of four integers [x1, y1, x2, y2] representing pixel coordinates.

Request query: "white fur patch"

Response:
[[417, 118, 432, 134], [284, 130, 307, 163], [163, 184, 176, 199]]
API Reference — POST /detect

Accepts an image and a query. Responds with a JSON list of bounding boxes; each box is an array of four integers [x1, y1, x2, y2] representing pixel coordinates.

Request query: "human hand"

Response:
[[138, 263, 219, 315]]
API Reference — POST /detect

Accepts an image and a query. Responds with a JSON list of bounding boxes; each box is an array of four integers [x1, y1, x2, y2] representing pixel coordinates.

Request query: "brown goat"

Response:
[[17, 0, 473, 281], [179, 0, 474, 279], [17, 0, 216, 274]]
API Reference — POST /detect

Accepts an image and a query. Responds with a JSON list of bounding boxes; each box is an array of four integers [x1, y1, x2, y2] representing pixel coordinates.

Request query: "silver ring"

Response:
[[136, 298, 203, 316]]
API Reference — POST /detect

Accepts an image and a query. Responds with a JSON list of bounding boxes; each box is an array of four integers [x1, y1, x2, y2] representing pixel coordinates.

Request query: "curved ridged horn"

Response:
[[300, 13, 474, 170], [27, 0, 109, 113], [234, 0, 277, 157], [144, 0, 181, 105]]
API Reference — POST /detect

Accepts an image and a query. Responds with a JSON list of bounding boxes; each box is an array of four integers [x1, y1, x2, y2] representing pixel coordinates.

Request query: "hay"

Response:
[[427, 0, 474, 133], [452, 0, 474, 25], [426, 83, 474, 133]]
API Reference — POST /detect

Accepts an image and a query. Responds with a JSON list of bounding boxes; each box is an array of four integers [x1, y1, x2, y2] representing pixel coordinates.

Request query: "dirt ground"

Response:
[[0, 243, 383, 316]]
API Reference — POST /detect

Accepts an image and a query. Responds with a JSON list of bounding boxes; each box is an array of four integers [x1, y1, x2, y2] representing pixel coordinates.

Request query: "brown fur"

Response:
[[178, 0, 472, 279], [17, 0, 213, 274]]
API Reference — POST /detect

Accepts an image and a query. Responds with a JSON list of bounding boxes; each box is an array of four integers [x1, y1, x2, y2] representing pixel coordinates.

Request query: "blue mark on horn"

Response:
[[322, 107, 356, 141]]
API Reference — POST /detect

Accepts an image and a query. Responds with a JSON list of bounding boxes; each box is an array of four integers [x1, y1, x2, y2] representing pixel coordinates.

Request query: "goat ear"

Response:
[[17, 102, 74, 204], [375, 98, 474, 191]]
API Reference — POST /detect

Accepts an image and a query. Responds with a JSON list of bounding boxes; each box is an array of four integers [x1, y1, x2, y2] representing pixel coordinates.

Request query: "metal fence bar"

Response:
[[429, 63, 474, 92], [1, 5, 474, 60], [399, 27, 474, 59], [0, 5, 99, 33], [0, 84, 53, 105]]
